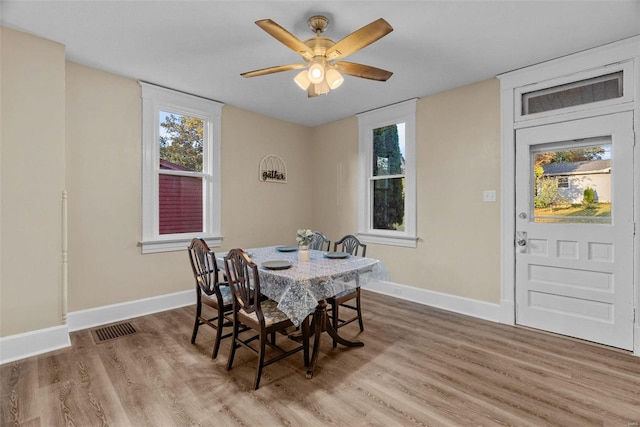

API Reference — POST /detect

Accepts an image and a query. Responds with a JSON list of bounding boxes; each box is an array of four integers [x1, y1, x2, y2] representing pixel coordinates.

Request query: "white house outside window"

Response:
[[357, 99, 417, 247], [140, 82, 223, 253]]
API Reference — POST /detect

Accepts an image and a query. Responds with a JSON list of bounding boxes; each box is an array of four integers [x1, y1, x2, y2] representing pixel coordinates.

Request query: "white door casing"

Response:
[[515, 113, 634, 350]]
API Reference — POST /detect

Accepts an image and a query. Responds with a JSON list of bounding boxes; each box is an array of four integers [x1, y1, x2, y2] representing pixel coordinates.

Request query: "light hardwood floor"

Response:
[[2, 291, 640, 426]]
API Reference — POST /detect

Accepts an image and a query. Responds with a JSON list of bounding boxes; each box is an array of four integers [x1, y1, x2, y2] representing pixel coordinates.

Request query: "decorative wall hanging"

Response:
[[259, 154, 287, 183]]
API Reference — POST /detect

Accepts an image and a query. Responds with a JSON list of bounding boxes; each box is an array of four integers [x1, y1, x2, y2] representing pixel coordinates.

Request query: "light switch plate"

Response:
[[483, 190, 497, 202]]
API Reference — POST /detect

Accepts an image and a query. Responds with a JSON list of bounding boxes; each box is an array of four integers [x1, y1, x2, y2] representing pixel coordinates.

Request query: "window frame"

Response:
[[513, 61, 633, 123], [140, 82, 223, 253], [557, 176, 569, 189], [357, 99, 417, 247]]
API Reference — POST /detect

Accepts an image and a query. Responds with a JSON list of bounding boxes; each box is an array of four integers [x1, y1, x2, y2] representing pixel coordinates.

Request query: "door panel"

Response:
[[515, 112, 634, 350]]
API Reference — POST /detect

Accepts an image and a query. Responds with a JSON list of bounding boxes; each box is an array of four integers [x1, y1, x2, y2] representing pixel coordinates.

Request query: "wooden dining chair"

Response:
[[328, 234, 367, 347], [223, 248, 309, 390], [309, 231, 331, 251], [188, 238, 235, 359]]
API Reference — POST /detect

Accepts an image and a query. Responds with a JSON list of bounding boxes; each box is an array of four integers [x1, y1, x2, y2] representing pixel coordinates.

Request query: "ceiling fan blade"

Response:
[[255, 19, 314, 60], [241, 63, 306, 78], [326, 18, 393, 61], [334, 62, 393, 81]]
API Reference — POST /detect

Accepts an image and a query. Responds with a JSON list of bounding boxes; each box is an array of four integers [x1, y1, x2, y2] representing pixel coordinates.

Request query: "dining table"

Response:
[[219, 245, 387, 378]]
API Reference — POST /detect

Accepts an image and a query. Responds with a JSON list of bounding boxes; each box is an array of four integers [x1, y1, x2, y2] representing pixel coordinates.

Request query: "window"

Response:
[[522, 72, 623, 115], [557, 177, 569, 188], [532, 140, 611, 224], [140, 83, 223, 253], [357, 99, 417, 247]]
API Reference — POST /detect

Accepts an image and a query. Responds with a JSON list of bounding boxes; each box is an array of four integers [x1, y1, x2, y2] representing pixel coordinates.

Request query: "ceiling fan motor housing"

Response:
[[307, 15, 329, 34]]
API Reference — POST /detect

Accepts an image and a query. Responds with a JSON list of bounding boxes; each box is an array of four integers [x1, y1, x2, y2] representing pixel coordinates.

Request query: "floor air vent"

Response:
[[91, 322, 137, 343]]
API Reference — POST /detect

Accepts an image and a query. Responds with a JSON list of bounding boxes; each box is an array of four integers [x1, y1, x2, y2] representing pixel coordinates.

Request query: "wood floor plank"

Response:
[[2, 290, 640, 426], [1, 358, 40, 426]]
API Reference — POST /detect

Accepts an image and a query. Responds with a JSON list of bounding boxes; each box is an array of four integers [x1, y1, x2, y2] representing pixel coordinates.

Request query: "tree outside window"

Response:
[[372, 124, 405, 230]]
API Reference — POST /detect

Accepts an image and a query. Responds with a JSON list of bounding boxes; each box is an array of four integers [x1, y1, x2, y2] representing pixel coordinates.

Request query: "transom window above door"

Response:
[[513, 61, 633, 123]]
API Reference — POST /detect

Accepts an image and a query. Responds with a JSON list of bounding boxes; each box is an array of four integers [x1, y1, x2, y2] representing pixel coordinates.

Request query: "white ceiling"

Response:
[[2, 1, 640, 127]]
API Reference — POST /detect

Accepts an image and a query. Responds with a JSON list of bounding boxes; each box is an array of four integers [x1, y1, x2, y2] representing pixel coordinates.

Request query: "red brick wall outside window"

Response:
[[159, 159, 202, 234]]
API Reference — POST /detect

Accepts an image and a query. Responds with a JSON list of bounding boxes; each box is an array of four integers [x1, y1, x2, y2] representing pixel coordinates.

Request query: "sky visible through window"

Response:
[[397, 123, 405, 158], [159, 111, 171, 139]]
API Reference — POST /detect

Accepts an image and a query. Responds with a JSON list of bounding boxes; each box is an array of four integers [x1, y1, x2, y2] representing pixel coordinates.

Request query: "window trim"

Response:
[[513, 61, 633, 123], [139, 82, 223, 253], [357, 99, 417, 248], [557, 176, 569, 188]]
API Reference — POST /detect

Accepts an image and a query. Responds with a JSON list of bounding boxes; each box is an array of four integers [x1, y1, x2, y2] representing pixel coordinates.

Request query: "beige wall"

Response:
[[311, 79, 502, 303], [309, 116, 359, 238], [65, 62, 162, 312], [65, 66, 312, 313], [1, 26, 502, 339], [220, 106, 313, 251], [1, 28, 66, 336]]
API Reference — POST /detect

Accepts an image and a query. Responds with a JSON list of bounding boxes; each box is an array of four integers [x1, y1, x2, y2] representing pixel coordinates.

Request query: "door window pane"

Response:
[[532, 141, 611, 224]]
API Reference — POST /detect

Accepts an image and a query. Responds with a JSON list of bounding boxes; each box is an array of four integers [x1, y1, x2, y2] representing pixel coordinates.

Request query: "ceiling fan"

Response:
[[241, 15, 393, 97]]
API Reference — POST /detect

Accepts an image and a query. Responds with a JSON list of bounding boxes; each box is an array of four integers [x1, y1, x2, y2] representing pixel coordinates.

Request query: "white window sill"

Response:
[[357, 233, 418, 248], [140, 235, 223, 254]]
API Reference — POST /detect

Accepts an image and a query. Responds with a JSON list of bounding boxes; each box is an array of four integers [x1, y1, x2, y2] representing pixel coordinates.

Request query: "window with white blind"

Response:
[[140, 83, 223, 253]]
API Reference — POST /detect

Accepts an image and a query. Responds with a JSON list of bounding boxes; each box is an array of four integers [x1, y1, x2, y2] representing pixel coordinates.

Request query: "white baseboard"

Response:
[[1, 290, 195, 364], [366, 281, 501, 323], [67, 290, 194, 332], [0, 325, 71, 365], [500, 299, 516, 325]]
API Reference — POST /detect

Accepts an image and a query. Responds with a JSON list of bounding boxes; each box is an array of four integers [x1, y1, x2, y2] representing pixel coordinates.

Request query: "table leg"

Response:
[[305, 300, 363, 379]]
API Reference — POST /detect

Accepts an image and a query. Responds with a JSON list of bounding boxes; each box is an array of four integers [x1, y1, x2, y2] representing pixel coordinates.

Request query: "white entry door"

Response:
[[515, 112, 635, 350]]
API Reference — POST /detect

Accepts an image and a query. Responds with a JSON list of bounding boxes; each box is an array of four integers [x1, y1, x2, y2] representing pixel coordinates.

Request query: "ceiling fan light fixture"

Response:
[[308, 59, 325, 84], [325, 68, 344, 89], [294, 70, 311, 90], [314, 80, 330, 95], [242, 16, 393, 97]]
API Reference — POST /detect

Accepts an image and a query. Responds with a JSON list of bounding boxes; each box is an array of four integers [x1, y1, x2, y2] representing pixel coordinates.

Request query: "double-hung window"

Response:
[[357, 99, 417, 247], [140, 83, 223, 253]]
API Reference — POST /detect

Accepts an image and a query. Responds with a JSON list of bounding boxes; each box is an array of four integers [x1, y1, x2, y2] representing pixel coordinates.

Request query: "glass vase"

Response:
[[298, 245, 310, 262]]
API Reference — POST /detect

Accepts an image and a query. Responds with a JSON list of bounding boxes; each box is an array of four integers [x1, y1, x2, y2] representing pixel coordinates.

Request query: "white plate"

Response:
[[324, 252, 350, 259], [262, 260, 293, 270], [275, 246, 299, 252]]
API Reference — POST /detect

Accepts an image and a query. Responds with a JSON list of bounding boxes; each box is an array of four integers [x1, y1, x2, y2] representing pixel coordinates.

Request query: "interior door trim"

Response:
[[497, 35, 640, 356]]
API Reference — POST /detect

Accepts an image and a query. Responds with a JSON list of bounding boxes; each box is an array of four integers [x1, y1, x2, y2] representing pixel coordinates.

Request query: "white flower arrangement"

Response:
[[296, 229, 314, 247]]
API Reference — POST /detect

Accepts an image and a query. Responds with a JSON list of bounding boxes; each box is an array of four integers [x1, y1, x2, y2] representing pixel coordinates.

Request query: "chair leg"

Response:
[[254, 330, 267, 390], [212, 310, 224, 359], [356, 290, 364, 332], [191, 300, 202, 344], [226, 313, 239, 371], [332, 300, 339, 348], [302, 316, 310, 367]]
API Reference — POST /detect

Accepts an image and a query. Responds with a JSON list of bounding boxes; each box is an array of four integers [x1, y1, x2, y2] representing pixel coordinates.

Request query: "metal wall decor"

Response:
[[259, 154, 287, 183]]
